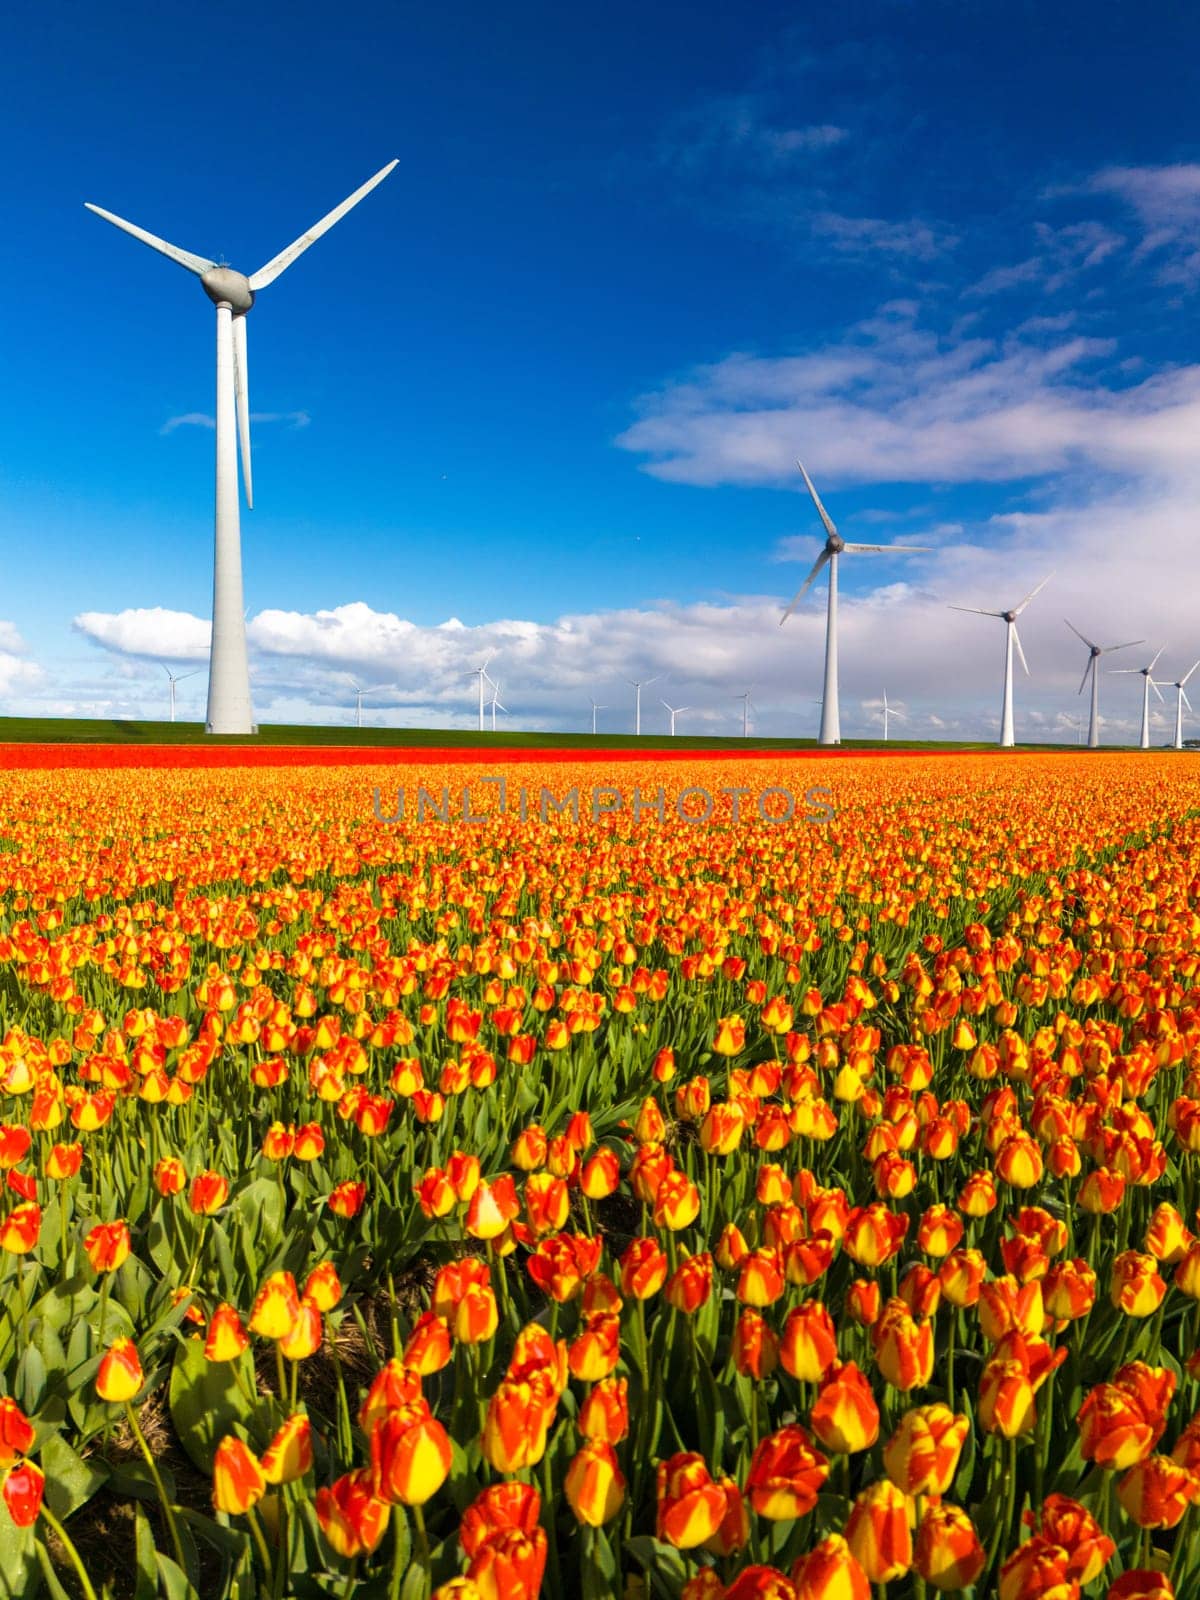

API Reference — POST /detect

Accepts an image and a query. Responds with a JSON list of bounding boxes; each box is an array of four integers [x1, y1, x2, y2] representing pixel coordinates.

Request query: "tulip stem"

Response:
[[246, 1506, 274, 1581], [405, 1505, 430, 1600], [125, 1400, 187, 1577], [38, 1505, 99, 1600]]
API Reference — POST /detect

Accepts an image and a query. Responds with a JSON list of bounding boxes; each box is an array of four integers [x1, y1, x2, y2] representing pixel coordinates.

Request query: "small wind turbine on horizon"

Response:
[[780, 462, 930, 746], [161, 665, 200, 723], [350, 681, 396, 729], [1065, 620, 1143, 748], [85, 160, 398, 736], [661, 700, 688, 737], [488, 681, 507, 732], [629, 676, 662, 736], [1112, 648, 1165, 749], [1169, 661, 1200, 750], [467, 654, 498, 733], [735, 688, 755, 738], [948, 574, 1053, 748], [881, 690, 905, 743], [588, 698, 606, 735]]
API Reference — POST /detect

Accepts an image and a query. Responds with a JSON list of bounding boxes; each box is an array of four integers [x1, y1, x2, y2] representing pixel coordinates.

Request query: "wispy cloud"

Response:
[[1088, 163, 1200, 285], [966, 221, 1124, 298], [159, 410, 311, 436], [612, 302, 1200, 489], [810, 212, 957, 261]]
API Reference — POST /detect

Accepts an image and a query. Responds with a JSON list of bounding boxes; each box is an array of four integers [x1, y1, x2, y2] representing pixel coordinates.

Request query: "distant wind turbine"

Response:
[[1169, 661, 1200, 750], [661, 700, 688, 737], [948, 575, 1053, 748], [1064, 620, 1143, 748], [1112, 648, 1165, 749], [489, 681, 507, 732], [629, 676, 662, 736], [780, 462, 930, 746], [588, 698, 606, 735], [735, 688, 755, 738], [350, 682, 396, 730], [86, 161, 398, 735], [162, 665, 200, 723], [467, 654, 498, 732], [881, 690, 905, 743]]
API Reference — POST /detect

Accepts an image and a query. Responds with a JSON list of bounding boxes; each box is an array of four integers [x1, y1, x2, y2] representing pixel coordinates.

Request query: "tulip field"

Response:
[[4, 748, 1200, 1600]]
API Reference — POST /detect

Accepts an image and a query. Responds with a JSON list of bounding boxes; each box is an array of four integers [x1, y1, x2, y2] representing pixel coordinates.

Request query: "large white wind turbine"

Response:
[[629, 676, 662, 736], [161, 665, 200, 723], [948, 575, 1053, 748], [1112, 648, 1165, 749], [1064, 621, 1143, 748], [350, 681, 396, 729], [1169, 661, 1200, 750], [735, 688, 755, 738], [467, 654, 498, 732], [780, 462, 929, 746], [588, 698, 606, 735], [86, 161, 399, 735], [661, 700, 688, 737]]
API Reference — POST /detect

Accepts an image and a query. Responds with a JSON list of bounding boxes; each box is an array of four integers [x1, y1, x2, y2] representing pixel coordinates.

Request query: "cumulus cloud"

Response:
[[0, 622, 43, 697], [74, 607, 212, 660]]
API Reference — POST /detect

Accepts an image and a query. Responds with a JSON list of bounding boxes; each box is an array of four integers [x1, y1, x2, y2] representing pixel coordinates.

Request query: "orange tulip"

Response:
[[96, 1338, 143, 1403], [564, 1441, 625, 1526], [883, 1405, 969, 1496], [1, 1459, 44, 1527], [745, 1425, 829, 1520], [789, 1533, 870, 1599], [1117, 1454, 1199, 1528], [845, 1479, 914, 1583], [261, 1414, 313, 1484], [316, 1468, 390, 1558], [212, 1435, 266, 1515], [779, 1300, 839, 1385], [578, 1376, 629, 1444], [871, 1299, 934, 1392], [83, 1219, 130, 1273], [371, 1400, 452, 1505], [204, 1303, 249, 1363], [809, 1362, 879, 1455], [482, 1376, 557, 1472], [655, 1453, 727, 1548], [914, 1501, 985, 1591]]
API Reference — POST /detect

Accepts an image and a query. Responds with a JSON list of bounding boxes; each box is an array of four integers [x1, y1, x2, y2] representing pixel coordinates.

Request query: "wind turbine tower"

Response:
[[735, 688, 754, 738], [780, 463, 929, 746], [489, 681, 507, 732], [948, 575, 1053, 748], [1113, 649, 1165, 750], [1170, 662, 1200, 750], [467, 655, 498, 733], [629, 676, 661, 736], [588, 698, 606, 735], [162, 665, 200, 723], [351, 682, 396, 729], [1065, 621, 1143, 748], [86, 161, 399, 735], [661, 700, 688, 737]]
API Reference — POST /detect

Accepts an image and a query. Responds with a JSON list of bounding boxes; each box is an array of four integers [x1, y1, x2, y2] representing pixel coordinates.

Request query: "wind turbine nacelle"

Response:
[[201, 267, 255, 314]]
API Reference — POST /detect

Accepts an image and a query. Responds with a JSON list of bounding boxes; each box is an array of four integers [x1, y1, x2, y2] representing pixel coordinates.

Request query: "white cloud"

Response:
[[1089, 164, 1200, 283], [160, 410, 311, 436], [0, 622, 42, 697], [74, 607, 212, 660], [614, 304, 1200, 488]]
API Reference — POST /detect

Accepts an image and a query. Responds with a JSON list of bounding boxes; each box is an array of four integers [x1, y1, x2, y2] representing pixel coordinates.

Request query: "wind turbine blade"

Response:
[[179, 670, 202, 682], [1151, 679, 1165, 703], [232, 315, 253, 509], [160, 663, 172, 679], [1110, 669, 1143, 675], [84, 203, 215, 276], [1012, 625, 1030, 676], [779, 550, 830, 624], [1099, 640, 1144, 655], [1064, 619, 1098, 651], [1183, 689, 1193, 712], [1078, 657, 1094, 696], [948, 605, 1005, 617], [1014, 573, 1053, 615], [1182, 660, 1200, 686], [841, 543, 932, 555], [1149, 647, 1165, 672], [796, 461, 838, 539], [247, 159, 399, 290]]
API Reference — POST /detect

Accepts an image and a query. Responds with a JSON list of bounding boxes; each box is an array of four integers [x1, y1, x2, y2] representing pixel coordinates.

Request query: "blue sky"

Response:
[[5, 0, 1200, 738]]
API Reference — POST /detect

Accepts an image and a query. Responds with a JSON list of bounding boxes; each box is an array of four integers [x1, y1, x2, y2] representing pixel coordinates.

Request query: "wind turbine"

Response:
[[1169, 662, 1200, 750], [161, 665, 200, 723], [661, 700, 688, 737], [1112, 648, 1165, 749], [780, 462, 930, 746], [948, 575, 1053, 748], [588, 698, 606, 735], [86, 160, 399, 735], [350, 681, 396, 730], [629, 676, 662, 736], [881, 690, 905, 743], [1064, 621, 1143, 748], [467, 654, 498, 732], [489, 681, 507, 732], [735, 688, 755, 738]]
